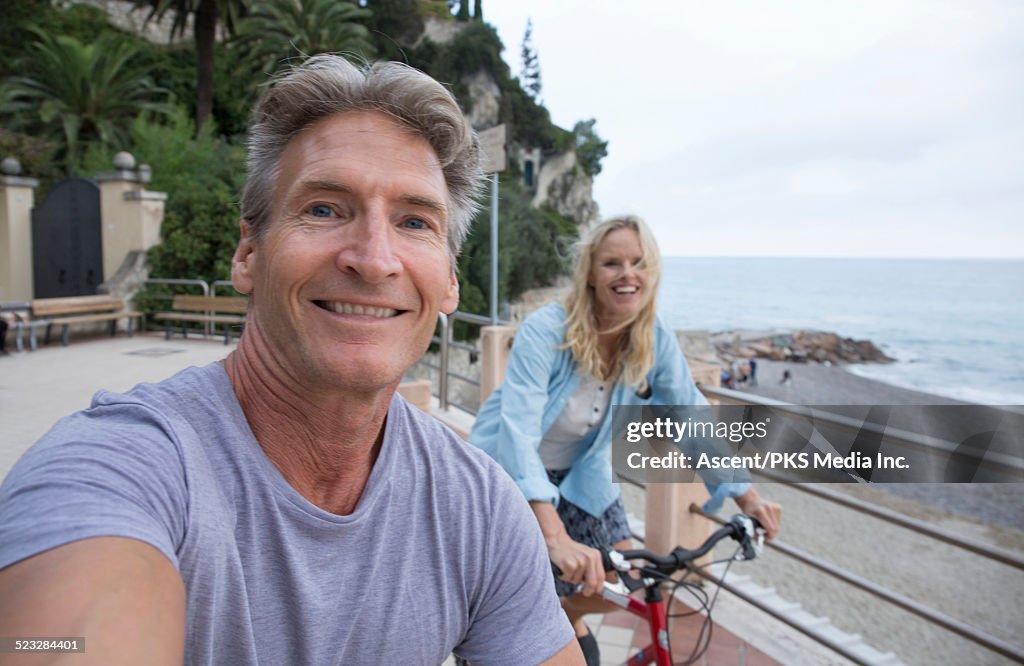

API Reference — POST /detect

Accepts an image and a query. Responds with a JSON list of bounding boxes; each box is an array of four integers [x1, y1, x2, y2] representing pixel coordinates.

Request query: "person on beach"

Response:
[[469, 215, 782, 666], [0, 56, 583, 665]]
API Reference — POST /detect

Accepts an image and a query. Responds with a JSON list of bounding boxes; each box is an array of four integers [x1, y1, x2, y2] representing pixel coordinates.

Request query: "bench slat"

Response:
[[170, 295, 248, 314], [49, 310, 143, 326], [32, 296, 124, 316], [153, 313, 245, 325]]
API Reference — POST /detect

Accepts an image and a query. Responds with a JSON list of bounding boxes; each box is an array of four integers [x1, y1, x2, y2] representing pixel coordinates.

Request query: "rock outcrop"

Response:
[[711, 330, 894, 367]]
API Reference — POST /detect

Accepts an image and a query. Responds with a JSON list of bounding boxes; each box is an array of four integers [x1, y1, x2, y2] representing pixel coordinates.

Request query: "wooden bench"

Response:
[[153, 294, 248, 345], [24, 295, 143, 349]]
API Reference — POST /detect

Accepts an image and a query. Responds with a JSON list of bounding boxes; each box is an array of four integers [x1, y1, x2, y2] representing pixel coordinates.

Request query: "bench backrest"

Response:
[[171, 294, 248, 314], [32, 295, 124, 317]]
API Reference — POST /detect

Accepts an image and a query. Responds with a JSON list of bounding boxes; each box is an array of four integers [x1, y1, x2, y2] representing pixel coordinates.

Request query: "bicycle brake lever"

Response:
[[731, 514, 764, 561]]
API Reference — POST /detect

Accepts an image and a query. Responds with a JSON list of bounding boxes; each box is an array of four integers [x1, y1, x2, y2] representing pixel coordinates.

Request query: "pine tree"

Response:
[[520, 18, 541, 102]]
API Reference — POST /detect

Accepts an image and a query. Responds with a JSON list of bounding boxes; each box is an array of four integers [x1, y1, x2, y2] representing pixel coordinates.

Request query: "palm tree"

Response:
[[133, 0, 248, 134], [1, 29, 172, 170], [234, 0, 374, 76]]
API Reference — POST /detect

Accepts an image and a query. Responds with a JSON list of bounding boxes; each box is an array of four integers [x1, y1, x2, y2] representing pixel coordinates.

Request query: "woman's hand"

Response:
[[546, 534, 605, 597], [733, 487, 782, 539], [530, 501, 605, 596]]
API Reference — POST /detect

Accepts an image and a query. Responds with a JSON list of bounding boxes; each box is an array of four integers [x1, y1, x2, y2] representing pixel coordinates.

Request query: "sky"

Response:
[[485, 1, 1024, 258]]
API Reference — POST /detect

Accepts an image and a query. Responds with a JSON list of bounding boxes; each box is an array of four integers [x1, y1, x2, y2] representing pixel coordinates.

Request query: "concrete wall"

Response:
[[97, 171, 166, 284], [0, 176, 39, 301]]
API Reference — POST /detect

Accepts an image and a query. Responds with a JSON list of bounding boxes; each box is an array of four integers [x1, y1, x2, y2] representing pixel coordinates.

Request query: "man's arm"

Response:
[[539, 638, 585, 665], [0, 537, 185, 665]]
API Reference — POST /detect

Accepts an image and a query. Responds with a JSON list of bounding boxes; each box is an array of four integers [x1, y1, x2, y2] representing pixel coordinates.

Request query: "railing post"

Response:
[[479, 325, 515, 403], [438, 313, 450, 411]]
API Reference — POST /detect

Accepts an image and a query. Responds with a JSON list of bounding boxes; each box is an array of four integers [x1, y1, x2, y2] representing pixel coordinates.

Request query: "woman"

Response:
[[470, 216, 781, 664]]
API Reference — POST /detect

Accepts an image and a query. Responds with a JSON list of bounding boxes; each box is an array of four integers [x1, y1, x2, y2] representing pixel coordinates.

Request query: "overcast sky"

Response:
[[485, 1, 1023, 258]]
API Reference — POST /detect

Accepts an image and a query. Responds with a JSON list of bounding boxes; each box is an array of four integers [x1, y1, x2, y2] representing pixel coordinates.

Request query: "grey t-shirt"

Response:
[[0, 364, 573, 665]]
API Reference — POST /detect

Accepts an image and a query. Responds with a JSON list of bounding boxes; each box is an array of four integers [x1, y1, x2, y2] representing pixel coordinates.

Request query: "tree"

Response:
[[1, 28, 172, 171], [132, 0, 248, 135], [520, 18, 541, 102], [573, 118, 608, 177], [234, 0, 374, 76]]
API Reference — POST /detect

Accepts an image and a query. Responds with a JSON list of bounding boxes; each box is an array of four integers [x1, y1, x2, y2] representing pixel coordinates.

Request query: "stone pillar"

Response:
[[96, 152, 166, 283], [479, 325, 516, 403], [643, 358, 723, 573], [0, 158, 39, 301]]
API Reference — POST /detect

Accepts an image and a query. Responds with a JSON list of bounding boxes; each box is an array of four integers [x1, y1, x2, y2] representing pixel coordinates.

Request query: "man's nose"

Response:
[[335, 214, 402, 283]]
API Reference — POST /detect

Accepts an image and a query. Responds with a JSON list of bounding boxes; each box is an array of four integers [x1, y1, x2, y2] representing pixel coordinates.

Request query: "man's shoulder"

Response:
[[89, 363, 227, 414], [387, 394, 520, 499]]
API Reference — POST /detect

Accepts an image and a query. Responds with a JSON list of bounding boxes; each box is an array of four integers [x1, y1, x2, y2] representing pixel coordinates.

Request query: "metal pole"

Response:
[[489, 172, 499, 324], [438, 313, 450, 411]]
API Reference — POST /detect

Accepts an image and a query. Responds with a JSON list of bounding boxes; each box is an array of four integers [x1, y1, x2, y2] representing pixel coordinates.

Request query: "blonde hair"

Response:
[[561, 216, 662, 387]]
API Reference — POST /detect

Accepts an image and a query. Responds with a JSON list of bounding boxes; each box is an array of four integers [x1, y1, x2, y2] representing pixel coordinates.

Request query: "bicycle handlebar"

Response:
[[603, 514, 763, 576], [551, 513, 763, 581]]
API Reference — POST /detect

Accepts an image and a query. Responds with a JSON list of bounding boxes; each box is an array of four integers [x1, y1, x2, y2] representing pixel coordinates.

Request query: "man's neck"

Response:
[[222, 339, 397, 516]]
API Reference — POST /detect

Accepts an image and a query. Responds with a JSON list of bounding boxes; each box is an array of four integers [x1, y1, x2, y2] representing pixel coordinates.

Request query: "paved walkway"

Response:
[[2, 332, 235, 473]]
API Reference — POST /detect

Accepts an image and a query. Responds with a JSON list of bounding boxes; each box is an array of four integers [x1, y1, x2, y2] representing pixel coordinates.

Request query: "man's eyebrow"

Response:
[[401, 194, 448, 215], [295, 180, 447, 215], [298, 179, 354, 194]]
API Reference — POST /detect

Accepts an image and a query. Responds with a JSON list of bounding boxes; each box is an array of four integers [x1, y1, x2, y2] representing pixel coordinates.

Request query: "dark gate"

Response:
[[31, 177, 103, 298]]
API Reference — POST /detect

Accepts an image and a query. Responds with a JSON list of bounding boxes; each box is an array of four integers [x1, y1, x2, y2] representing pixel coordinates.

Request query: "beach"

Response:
[[739, 358, 966, 406]]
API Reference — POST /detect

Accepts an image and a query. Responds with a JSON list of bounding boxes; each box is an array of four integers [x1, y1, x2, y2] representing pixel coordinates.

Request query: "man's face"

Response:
[[232, 111, 459, 392]]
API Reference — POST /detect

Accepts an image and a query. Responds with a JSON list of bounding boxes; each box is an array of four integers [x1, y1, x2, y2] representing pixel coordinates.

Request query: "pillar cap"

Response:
[[1, 157, 22, 176], [113, 151, 137, 170]]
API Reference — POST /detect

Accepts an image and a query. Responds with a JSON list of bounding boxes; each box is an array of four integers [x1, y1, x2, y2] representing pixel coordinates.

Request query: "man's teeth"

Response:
[[613, 286, 638, 294], [322, 302, 398, 318]]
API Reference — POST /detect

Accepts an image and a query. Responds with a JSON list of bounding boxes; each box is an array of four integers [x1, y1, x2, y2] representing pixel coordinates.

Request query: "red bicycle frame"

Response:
[[599, 578, 672, 666]]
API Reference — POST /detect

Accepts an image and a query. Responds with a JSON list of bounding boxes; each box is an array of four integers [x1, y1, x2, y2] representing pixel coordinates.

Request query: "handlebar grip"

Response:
[[550, 547, 615, 578]]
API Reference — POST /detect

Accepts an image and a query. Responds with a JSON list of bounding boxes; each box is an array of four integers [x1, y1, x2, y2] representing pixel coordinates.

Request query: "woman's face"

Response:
[[588, 227, 648, 328]]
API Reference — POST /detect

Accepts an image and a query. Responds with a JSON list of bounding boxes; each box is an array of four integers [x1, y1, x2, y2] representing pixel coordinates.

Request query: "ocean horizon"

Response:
[[657, 256, 1024, 405]]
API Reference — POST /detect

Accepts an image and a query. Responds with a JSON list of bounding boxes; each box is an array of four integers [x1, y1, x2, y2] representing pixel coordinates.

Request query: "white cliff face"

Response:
[[531, 150, 600, 231], [418, 15, 463, 46], [465, 69, 501, 130]]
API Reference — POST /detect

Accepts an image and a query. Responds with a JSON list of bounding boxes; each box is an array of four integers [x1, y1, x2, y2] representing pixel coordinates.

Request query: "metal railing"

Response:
[[418, 311, 507, 414], [675, 385, 1024, 664], [702, 385, 1024, 477]]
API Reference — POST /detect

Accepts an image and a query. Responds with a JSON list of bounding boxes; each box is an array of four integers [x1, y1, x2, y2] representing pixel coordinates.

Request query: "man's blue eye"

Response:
[[404, 218, 427, 230], [310, 205, 333, 217]]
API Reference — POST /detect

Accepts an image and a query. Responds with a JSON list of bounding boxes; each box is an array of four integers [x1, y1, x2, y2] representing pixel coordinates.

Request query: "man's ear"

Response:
[[440, 269, 460, 315], [231, 220, 257, 295]]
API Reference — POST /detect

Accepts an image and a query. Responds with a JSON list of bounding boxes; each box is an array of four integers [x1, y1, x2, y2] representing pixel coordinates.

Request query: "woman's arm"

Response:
[[530, 501, 605, 597]]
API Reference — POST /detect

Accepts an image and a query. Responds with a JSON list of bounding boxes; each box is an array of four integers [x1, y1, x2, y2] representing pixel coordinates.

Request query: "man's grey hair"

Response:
[[240, 55, 485, 260]]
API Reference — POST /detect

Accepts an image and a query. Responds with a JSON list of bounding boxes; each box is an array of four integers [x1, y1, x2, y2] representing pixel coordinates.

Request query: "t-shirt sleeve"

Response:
[[0, 395, 189, 571], [455, 468, 575, 666]]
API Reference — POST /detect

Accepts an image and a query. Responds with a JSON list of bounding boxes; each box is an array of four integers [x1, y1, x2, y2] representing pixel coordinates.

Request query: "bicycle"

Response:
[[590, 513, 764, 666]]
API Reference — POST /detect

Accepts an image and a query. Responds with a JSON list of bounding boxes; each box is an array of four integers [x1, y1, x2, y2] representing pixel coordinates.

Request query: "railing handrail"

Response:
[[143, 278, 210, 297], [700, 385, 1023, 476], [425, 310, 510, 414], [696, 506, 1024, 663]]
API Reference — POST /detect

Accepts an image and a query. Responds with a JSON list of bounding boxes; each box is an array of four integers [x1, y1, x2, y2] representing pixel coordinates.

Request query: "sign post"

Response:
[[478, 124, 508, 324]]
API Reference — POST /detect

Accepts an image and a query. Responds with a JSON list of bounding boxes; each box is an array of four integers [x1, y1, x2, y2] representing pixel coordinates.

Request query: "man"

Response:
[[0, 56, 581, 665]]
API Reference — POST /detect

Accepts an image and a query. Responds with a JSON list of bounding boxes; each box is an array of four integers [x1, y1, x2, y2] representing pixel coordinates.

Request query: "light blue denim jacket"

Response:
[[470, 302, 750, 518]]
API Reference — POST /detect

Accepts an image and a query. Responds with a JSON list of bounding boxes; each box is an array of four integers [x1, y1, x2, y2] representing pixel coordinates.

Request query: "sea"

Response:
[[657, 257, 1024, 405]]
